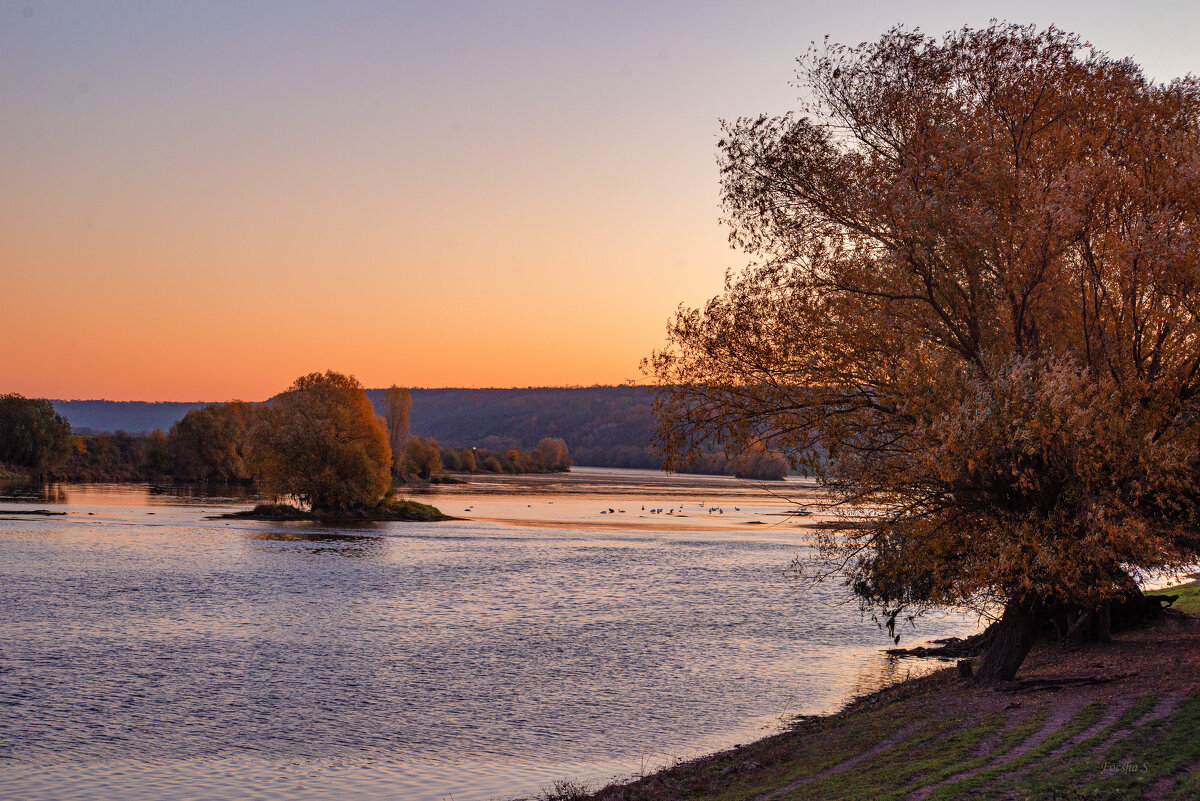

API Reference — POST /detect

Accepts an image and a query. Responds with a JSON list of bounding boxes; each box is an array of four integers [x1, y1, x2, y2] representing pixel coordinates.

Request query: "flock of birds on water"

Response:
[[458, 501, 746, 515], [600, 502, 739, 516], [455, 500, 815, 524]]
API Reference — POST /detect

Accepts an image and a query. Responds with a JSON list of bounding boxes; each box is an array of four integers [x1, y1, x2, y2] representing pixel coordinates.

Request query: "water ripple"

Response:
[[0, 473, 974, 800]]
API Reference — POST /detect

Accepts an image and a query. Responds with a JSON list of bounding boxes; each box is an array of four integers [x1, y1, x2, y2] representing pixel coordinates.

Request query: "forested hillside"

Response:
[[50, 400, 209, 434], [366, 387, 657, 468], [51, 387, 660, 468]]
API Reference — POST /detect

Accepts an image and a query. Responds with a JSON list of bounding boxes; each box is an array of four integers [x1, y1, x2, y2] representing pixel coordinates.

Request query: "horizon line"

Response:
[[43, 383, 652, 404]]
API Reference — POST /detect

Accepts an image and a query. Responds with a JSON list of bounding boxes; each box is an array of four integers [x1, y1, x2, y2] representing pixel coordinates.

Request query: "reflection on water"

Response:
[[0, 481, 68, 504], [243, 529, 384, 557], [0, 470, 977, 801], [147, 482, 260, 503], [847, 653, 952, 699], [0, 481, 260, 507]]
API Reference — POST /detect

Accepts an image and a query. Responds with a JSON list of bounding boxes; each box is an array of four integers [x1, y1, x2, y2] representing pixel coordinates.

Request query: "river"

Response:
[[0, 468, 976, 800]]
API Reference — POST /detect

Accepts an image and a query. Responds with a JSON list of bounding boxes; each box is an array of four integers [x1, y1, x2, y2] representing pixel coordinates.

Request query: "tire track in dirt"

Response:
[[1107, 692, 1186, 801], [749, 721, 926, 801], [968, 708, 1033, 761], [907, 696, 1088, 800], [1001, 694, 1135, 787]]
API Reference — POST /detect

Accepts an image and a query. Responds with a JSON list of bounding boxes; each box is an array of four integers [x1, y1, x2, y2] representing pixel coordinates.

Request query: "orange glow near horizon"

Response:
[[6, 3, 1200, 401], [4, 151, 732, 400]]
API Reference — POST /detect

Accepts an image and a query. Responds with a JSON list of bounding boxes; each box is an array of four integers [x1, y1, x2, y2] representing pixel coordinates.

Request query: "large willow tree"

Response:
[[650, 24, 1200, 680]]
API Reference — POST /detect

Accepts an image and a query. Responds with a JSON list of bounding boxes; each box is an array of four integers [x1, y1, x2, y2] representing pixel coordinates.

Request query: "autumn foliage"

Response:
[[167, 402, 255, 483], [0, 394, 73, 479], [649, 24, 1200, 679], [383, 385, 413, 479], [248, 371, 392, 513], [536, 437, 572, 472]]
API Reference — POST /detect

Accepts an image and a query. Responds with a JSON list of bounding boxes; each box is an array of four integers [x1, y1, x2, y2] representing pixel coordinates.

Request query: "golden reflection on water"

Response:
[[0, 481, 259, 507], [846, 652, 952, 700]]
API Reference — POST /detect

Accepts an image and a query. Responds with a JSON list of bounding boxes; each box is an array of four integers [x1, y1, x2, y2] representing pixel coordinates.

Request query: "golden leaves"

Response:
[[248, 371, 392, 512], [650, 23, 1200, 617]]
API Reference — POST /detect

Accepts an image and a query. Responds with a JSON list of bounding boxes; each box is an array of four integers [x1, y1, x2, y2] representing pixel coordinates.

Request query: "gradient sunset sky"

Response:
[[5, 1, 1200, 400]]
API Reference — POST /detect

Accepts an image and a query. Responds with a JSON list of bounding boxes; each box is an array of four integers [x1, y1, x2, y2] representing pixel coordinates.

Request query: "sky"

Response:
[[5, 1, 1200, 401]]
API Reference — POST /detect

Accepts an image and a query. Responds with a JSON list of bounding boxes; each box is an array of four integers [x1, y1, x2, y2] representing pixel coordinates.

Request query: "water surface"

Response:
[[0, 469, 975, 800]]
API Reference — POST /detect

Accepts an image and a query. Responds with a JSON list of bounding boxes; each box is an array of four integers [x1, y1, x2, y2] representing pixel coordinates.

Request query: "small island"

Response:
[[218, 499, 452, 523], [217, 371, 454, 523]]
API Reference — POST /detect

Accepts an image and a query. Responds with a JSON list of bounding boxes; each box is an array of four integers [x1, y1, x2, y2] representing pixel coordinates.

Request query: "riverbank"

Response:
[[558, 586, 1200, 800]]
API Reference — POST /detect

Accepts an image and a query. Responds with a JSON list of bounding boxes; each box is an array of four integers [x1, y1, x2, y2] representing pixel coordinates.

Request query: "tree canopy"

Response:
[[0, 394, 74, 478], [536, 437, 572, 471], [167, 402, 254, 483], [649, 23, 1200, 680], [402, 436, 442, 480], [248, 371, 392, 512]]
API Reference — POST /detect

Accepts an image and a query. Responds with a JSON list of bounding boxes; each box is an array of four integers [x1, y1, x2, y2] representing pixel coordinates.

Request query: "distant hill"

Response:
[[51, 387, 660, 468], [50, 400, 210, 435]]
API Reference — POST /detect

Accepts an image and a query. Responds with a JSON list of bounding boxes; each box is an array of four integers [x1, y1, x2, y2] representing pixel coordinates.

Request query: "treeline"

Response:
[[391, 435, 572, 479], [59, 403, 253, 484], [0, 395, 75, 480], [52, 386, 663, 469], [0, 393, 571, 484], [440, 437, 572, 475], [0, 399, 258, 484], [67, 431, 171, 482], [33, 389, 788, 479], [675, 444, 790, 481]]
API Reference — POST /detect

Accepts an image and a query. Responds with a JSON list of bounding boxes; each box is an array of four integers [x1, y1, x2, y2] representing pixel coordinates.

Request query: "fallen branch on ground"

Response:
[[995, 672, 1138, 693]]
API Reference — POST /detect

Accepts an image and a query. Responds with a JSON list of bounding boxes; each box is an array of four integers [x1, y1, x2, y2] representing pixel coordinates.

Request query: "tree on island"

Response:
[[0, 394, 74, 480], [248, 371, 392, 513], [649, 24, 1200, 681]]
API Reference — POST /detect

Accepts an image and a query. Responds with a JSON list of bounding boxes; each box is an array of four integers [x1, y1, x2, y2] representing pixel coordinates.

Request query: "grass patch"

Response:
[[1017, 694, 1162, 798], [1148, 581, 1200, 614], [885, 711, 1042, 799], [916, 704, 1103, 800], [799, 714, 991, 801], [1079, 692, 1200, 799]]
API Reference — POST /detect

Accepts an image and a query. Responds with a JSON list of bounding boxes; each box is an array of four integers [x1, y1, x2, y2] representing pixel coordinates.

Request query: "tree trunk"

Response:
[[975, 597, 1041, 683], [1110, 584, 1173, 630], [1063, 609, 1095, 646], [1092, 600, 1112, 642]]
